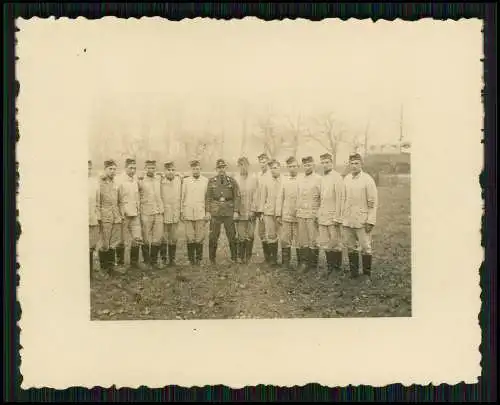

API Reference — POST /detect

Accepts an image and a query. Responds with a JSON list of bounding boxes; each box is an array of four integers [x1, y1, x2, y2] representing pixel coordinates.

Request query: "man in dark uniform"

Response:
[[205, 159, 241, 264]]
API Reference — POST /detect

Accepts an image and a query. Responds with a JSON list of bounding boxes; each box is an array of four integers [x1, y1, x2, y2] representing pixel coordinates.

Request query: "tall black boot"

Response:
[[270, 242, 279, 267], [261, 242, 269, 263], [348, 251, 360, 278], [238, 241, 246, 263], [196, 243, 204, 265], [89, 249, 94, 276], [230, 241, 237, 262], [325, 250, 333, 273], [108, 248, 116, 272], [362, 254, 372, 276], [168, 244, 177, 267], [130, 245, 140, 268], [309, 248, 319, 271], [150, 244, 159, 268], [98, 249, 106, 271], [160, 242, 168, 265], [209, 240, 217, 264], [187, 243, 194, 265], [332, 250, 343, 272], [116, 243, 125, 266], [246, 239, 254, 263], [142, 244, 151, 266], [281, 247, 291, 268]]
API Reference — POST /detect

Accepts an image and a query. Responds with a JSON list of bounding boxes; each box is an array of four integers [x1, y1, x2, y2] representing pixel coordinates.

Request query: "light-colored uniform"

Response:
[[317, 170, 345, 252], [276, 174, 299, 248], [234, 173, 258, 241], [341, 170, 378, 254], [138, 175, 164, 246], [160, 175, 182, 244], [296, 172, 322, 248], [99, 176, 122, 250], [181, 175, 209, 243], [254, 169, 271, 241], [88, 176, 101, 250], [258, 174, 281, 243], [117, 173, 142, 246]]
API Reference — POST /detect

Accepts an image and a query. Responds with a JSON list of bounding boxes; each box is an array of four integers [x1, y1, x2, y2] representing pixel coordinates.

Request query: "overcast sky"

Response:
[[16, 17, 482, 161]]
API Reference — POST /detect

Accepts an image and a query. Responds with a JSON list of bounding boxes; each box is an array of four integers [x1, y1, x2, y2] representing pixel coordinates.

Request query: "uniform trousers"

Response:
[[121, 215, 142, 246], [100, 222, 122, 250], [343, 226, 372, 254], [280, 221, 298, 248], [263, 215, 280, 244], [184, 220, 206, 243], [141, 213, 164, 246], [236, 219, 255, 241], [318, 224, 343, 251], [209, 216, 237, 244], [163, 222, 179, 244], [297, 218, 319, 248]]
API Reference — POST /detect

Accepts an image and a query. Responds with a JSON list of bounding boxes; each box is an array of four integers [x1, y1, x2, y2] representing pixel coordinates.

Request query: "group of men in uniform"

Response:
[[88, 151, 378, 279]]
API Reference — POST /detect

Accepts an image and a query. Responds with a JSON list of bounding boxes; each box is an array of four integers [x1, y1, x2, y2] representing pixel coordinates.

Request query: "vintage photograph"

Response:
[[17, 16, 483, 388], [87, 19, 412, 321]]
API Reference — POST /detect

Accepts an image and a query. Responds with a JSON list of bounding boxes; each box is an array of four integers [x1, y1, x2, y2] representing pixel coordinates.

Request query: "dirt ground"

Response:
[[90, 184, 411, 320]]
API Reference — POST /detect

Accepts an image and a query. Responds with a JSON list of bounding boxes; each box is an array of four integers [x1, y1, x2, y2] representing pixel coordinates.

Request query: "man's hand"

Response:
[[365, 223, 374, 233], [276, 216, 282, 225], [249, 211, 256, 221], [334, 220, 342, 228], [233, 211, 239, 220], [205, 212, 211, 221]]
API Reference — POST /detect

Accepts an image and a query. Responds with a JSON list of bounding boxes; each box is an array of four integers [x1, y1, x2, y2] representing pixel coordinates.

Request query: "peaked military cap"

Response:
[[285, 156, 297, 165], [301, 156, 314, 164], [104, 159, 117, 168], [145, 159, 157, 165], [320, 153, 333, 161], [268, 159, 280, 167], [258, 153, 269, 160], [164, 161, 175, 168], [237, 156, 249, 165], [349, 152, 363, 162], [125, 158, 136, 166], [189, 159, 201, 167], [216, 158, 227, 168]]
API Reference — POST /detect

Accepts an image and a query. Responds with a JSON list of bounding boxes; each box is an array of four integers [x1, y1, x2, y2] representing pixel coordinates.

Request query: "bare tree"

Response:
[[253, 112, 285, 159], [285, 113, 302, 157], [304, 112, 347, 167]]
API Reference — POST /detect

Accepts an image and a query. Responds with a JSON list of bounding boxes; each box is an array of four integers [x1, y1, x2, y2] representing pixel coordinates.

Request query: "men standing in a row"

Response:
[[317, 153, 345, 275], [88, 160, 101, 275], [296, 156, 322, 272], [117, 158, 143, 270], [276, 156, 299, 269], [257, 159, 282, 266], [99, 159, 123, 273], [138, 160, 164, 269], [181, 159, 208, 265], [255, 153, 271, 262], [205, 159, 241, 265], [234, 157, 258, 264], [342, 153, 378, 278], [160, 161, 182, 267]]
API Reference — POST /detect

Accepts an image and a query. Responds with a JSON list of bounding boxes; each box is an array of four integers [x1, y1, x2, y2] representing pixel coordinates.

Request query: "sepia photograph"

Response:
[[86, 20, 412, 321], [17, 16, 482, 388]]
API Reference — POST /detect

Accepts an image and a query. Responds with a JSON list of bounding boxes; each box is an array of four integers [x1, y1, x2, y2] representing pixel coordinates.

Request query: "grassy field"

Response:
[[90, 184, 411, 320]]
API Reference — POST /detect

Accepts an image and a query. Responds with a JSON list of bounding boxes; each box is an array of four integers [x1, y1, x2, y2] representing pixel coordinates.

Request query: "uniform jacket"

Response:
[[296, 172, 322, 219], [138, 175, 164, 216], [181, 175, 209, 221], [317, 170, 345, 226], [205, 174, 241, 217], [160, 175, 182, 224], [117, 174, 140, 217], [234, 173, 258, 220], [341, 170, 378, 228], [88, 176, 101, 226], [99, 176, 122, 224], [258, 175, 281, 216], [254, 170, 272, 213], [276, 174, 299, 223]]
